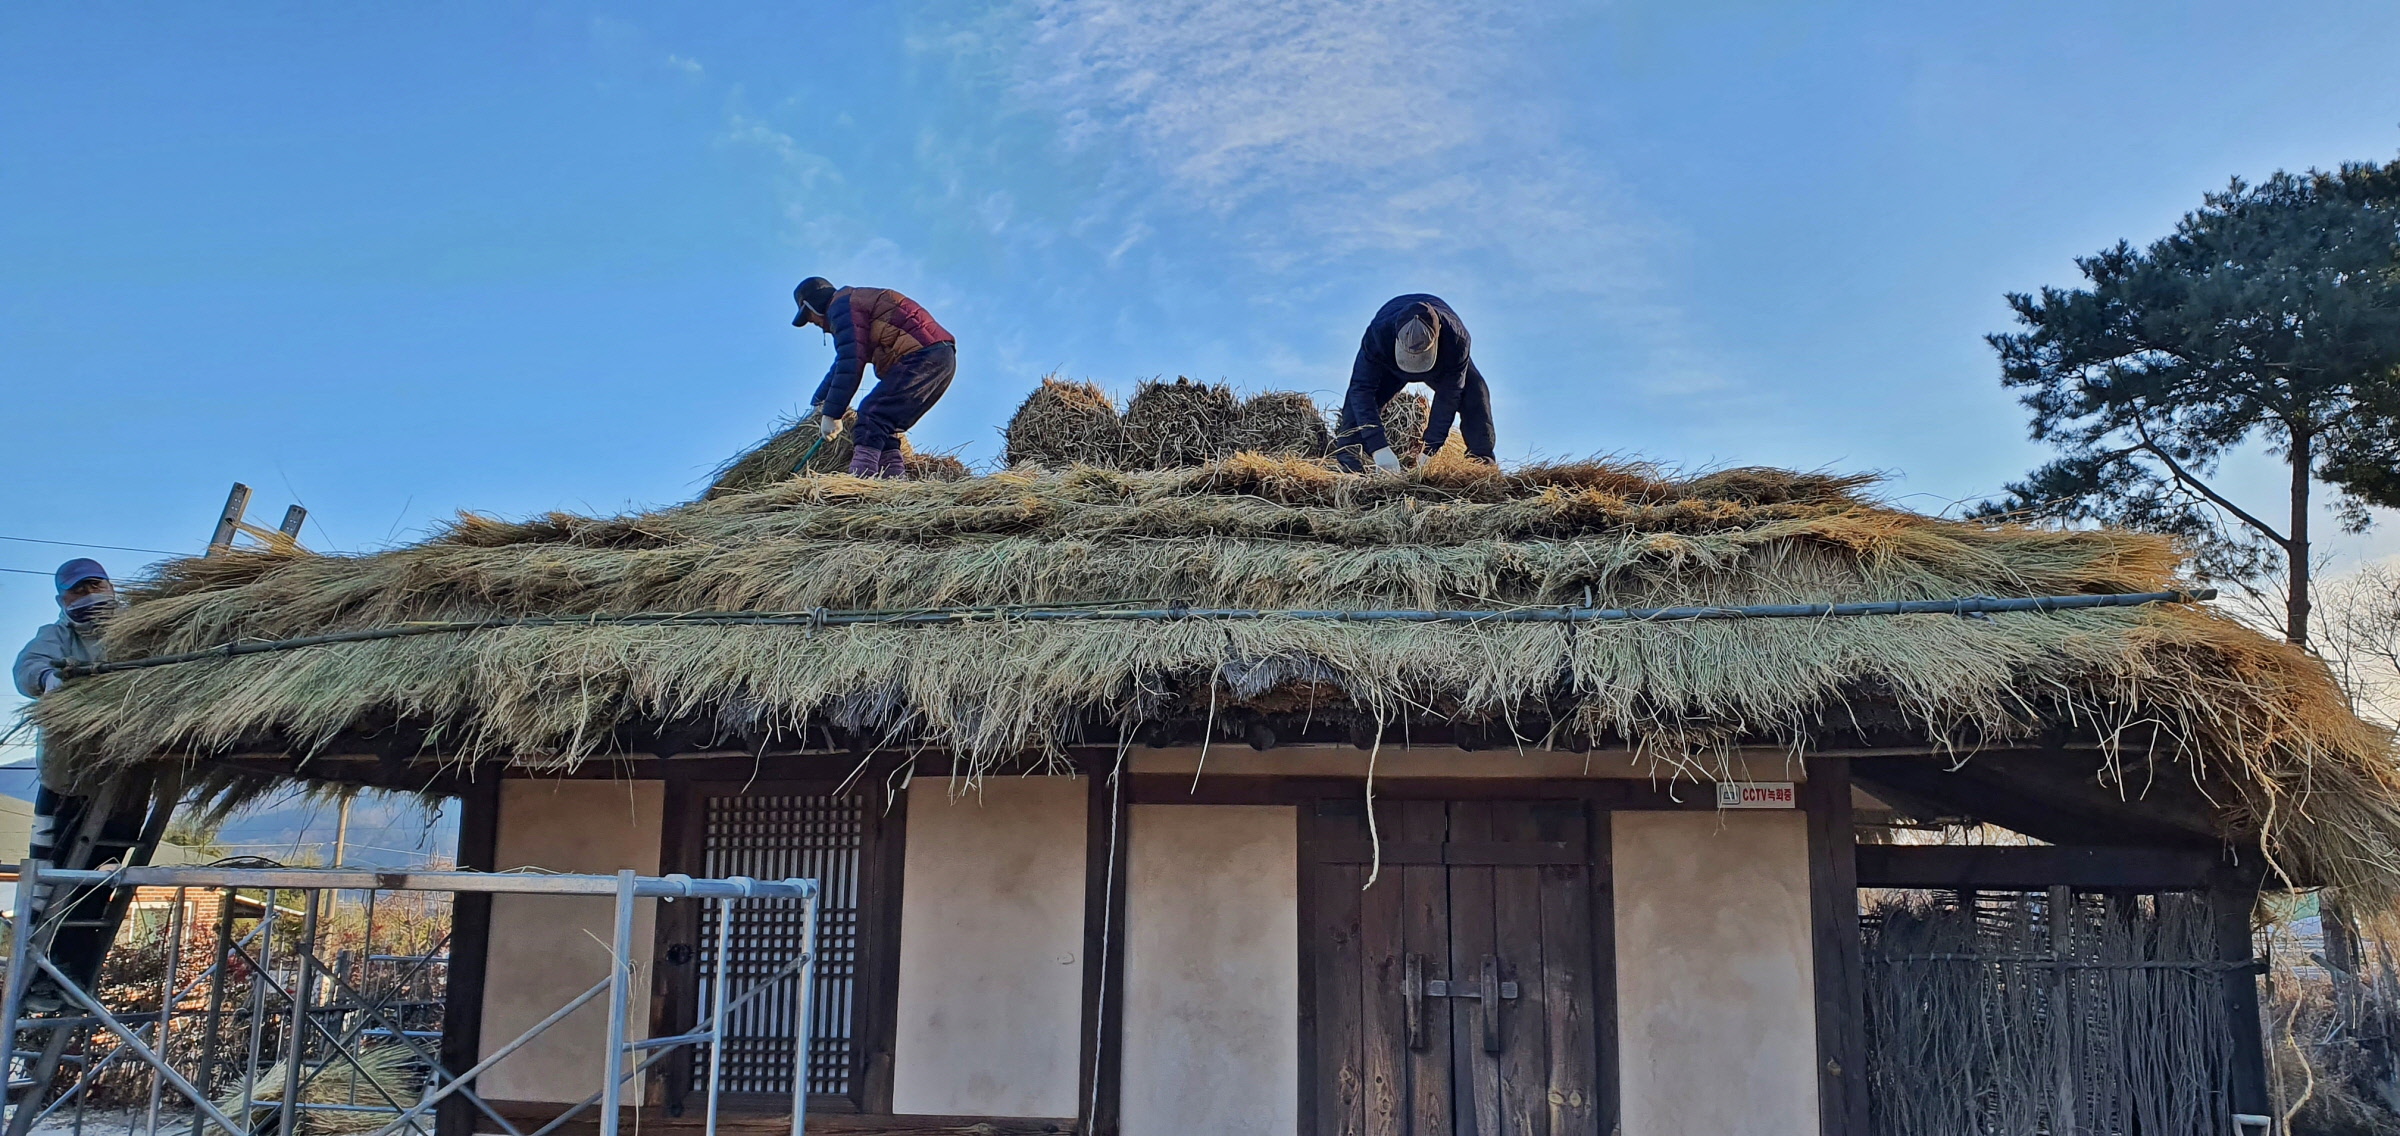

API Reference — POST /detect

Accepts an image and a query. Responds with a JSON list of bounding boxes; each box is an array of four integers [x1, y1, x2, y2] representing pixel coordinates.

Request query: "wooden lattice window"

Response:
[[655, 779, 904, 1114]]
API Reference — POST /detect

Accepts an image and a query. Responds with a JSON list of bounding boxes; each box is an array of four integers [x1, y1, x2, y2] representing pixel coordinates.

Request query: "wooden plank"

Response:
[[1317, 858, 1369, 1136], [1445, 802, 1500, 1136], [1490, 804, 1551, 1136], [2211, 860, 2272, 1120], [1356, 841, 1406, 1134], [857, 774, 910, 1115], [1537, 855, 1599, 1135], [652, 776, 703, 1111], [1122, 775, 1727, 808], [1398, 818, 1452, 1136], [1077, 768, 1128, 1136], [1854, 844, 2220, 890], [1355, 800, 1426, 1136], [438, 775, 502, 1136], [1801, 758, 1867, 1136], [1587, 810, 1619, 1131], [477, 1102, 1077, 1136]]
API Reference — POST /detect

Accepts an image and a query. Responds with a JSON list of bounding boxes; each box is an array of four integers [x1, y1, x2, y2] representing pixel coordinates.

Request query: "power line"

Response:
[[0, 534, 195, 557]]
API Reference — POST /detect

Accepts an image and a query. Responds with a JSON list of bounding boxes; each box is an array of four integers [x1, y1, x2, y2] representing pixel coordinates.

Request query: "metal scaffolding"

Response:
[[1, 864, 820, 1136]]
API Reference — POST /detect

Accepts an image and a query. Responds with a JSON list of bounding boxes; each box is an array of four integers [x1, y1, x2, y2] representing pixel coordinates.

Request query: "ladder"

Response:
[[3, 769, 178, 1134]]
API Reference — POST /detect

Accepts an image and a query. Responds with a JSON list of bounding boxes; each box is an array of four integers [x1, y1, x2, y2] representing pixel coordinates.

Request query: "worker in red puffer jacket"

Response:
[[792, 276, 958, 478]]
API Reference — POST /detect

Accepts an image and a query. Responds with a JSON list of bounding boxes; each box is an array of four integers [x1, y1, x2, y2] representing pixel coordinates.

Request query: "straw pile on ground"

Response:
[[1005, 377, 1123, 468], [34, 453, 2400, 901]]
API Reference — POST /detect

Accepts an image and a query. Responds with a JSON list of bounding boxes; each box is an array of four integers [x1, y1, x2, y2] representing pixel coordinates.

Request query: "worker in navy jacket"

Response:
[[1335, 294, 1496, 472], [792, 276, 958, 478]]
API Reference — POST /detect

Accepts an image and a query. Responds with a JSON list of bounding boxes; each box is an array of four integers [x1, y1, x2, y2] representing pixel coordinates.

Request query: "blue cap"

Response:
[[54, 558, 108, 595]]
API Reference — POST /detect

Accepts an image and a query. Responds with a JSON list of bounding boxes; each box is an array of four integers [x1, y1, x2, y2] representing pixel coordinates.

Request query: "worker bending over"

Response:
[[792, 276, 957, 478], [1335, 293, 1496, 472]]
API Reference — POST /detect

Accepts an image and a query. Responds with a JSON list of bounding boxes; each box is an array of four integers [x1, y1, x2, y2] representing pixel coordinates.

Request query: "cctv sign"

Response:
[[1716, 781, 1796, 809]]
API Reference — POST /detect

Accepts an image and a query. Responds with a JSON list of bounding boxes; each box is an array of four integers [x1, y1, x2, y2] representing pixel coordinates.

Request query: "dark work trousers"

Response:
[[28, 783, 112, 997], [853, 341, 957, 450]]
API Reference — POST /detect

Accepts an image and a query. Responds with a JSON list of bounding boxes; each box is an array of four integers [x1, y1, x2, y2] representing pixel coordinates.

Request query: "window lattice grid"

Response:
[[697, 793, 865, 1097]]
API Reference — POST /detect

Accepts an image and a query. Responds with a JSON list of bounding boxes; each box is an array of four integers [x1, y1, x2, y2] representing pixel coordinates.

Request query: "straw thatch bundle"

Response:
[[1231, 391, 1332, 458], [1330, 392, 1432, 468], [1005, 377, 1123, 469], [212, 1044, 419, 1135], [1384, 392, 1431, 463], [905, 451, 971, 482], [1121, 377, 1239, 469], [34, 455, 2400, 900], [708, 414, 929, 496]]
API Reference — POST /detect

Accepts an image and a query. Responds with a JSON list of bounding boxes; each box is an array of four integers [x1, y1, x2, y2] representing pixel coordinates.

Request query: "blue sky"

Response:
[[6, 2, 2400, 759]]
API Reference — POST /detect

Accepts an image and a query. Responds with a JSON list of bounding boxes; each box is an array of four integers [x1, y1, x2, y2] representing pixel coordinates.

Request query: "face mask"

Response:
[[64, 594, 115, 625]]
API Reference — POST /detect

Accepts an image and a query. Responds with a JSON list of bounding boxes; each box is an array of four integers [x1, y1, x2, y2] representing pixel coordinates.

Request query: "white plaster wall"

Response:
[[891, 777, 1087, 1118], [1121, 805, 1298, 1136], [477, 779, 663, 1103], [1613, 810, 1818, 1136]]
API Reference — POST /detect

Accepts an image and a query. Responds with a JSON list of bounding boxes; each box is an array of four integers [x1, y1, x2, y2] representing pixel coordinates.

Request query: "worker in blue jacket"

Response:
[[1335, 294, 1497, 472]]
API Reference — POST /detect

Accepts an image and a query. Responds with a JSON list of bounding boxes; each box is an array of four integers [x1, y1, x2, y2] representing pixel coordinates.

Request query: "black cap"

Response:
[[793, 277, 836, 326]]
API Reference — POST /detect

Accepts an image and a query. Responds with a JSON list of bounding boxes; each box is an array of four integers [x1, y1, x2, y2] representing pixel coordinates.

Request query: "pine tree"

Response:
[[1981, 158, 2400, 645]]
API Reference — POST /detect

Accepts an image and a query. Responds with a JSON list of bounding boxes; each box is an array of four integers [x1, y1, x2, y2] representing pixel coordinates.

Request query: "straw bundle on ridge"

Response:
[[1332, 392, 1432, 467], [1231, 390, 1333, 458], [1005, 377, 1123, 469], [1121, 377, 1240, 469], [36, 454, 2400, 904]]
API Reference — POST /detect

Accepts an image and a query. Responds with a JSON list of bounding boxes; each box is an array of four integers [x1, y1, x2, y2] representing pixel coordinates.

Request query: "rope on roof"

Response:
[[57, 589, 2214, 681]]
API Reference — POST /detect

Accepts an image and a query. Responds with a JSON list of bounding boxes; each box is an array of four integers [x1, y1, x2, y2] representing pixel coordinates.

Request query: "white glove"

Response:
[[41, 672, 64, 694], [1371, 447, 1404, 474], [818, 412, 847, 440]]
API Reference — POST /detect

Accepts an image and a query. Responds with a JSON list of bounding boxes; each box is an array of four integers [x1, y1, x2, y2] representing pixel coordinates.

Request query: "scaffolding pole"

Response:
[[2, 864, 820, 1136]]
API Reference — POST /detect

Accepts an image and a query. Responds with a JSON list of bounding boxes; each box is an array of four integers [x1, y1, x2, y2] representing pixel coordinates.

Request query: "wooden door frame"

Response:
[[650, 772, 909, 1117], [1288, 790, 1618, 1136]]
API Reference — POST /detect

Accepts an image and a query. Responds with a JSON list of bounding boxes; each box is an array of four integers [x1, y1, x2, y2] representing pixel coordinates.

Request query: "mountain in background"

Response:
[[0, 761, 457, 868]]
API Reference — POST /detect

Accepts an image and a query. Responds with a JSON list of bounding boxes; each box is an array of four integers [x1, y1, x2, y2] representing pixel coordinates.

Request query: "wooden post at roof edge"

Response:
[[2212, 857, 2272, 1125], [1077, 760, 1128, 1136], [439, 774, 502, 1136], [1802, 756, 1867, 1136]]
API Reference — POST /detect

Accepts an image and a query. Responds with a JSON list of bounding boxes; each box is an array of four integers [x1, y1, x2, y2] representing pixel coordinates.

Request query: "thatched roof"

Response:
[[31, 453, 2400, 895]]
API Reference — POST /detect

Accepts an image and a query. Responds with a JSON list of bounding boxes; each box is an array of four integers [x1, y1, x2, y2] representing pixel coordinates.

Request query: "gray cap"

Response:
[[1395, 314, 1437, 374]]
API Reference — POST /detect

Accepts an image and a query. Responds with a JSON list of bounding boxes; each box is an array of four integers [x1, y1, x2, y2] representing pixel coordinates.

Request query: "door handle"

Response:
[[1481, 954, 1503, 1054], [1404, 953, 1425, 1050], [1409, 956, 1519, 1053]]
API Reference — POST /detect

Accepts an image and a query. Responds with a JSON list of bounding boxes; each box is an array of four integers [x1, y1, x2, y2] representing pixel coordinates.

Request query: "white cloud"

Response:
[[666, 53, 705, 77], [1013, 0, 1502, 212], [966, 5, 1673, 294]]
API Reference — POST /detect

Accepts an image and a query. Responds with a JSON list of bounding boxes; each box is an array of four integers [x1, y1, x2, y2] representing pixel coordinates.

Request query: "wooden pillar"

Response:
[[1077, 762, 1129, 1136], [2211, 858, 2271, 1123], [1802, 756, 1868, 1135], [439, 774, 502, 1136]]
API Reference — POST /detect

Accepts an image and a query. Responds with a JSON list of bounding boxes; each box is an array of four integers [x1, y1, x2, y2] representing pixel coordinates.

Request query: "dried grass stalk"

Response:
[[1005, 377, 1123, 469]]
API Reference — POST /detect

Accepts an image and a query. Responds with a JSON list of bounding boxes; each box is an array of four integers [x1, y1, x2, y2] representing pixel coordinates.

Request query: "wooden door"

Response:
[[1304, 799, 1608, 1136]]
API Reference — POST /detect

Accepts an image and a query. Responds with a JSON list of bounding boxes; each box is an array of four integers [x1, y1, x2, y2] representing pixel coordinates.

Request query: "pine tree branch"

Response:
[[2130, 420, 2291, 549]]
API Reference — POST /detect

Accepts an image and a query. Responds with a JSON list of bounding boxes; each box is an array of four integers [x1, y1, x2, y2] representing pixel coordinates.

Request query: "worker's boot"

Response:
[[881, 448, 908, 479], [848, 445, 884, 477]]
